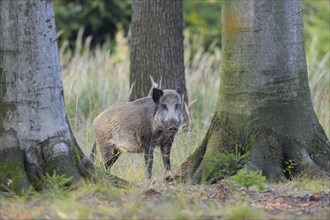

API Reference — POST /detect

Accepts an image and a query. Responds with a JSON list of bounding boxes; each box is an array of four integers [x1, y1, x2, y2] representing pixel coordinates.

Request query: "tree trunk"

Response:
[[129, 0, 188, 107], [0, 0, 93, 192], [182, 0, 330, 183]]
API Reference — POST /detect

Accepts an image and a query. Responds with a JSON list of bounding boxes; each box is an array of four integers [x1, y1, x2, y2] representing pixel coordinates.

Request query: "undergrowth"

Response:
[[2, 172, 328, 219], [233, 166, 267, 191], [206, 152, 250, 184]]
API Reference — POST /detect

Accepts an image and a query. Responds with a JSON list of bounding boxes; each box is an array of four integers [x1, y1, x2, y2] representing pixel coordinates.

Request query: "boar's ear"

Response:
[[176, 87, 182, 95], [152, 88, 163, 103]]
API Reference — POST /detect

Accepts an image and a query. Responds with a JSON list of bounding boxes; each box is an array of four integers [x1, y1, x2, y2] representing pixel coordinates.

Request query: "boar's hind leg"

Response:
[[104, 145, 121, 171], [161, 138, 173, 172], [144, 145, 154, 179]]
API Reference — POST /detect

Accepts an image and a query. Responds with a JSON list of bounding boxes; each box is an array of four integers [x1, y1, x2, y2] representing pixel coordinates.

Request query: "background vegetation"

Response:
[[54, 0, 329, 60], [54, 0, 131, 49], [1, 1, 329, 219]]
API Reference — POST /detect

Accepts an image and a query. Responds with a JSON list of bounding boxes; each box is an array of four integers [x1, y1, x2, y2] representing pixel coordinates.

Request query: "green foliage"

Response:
[[53, 0, 131, 49], [39, 172, 73, 199], [183, 0, 222, 49], [183, 0, 329, 60], [43, 172, 73, 190], [234, 166, 266, 191], [53, 0, 329, 65], [207, 151, 250, 183]]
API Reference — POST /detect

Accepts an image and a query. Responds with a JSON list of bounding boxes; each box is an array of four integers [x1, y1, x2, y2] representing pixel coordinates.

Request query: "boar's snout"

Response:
[[167, 118, 180, 134], [169, 127, 178, 133]]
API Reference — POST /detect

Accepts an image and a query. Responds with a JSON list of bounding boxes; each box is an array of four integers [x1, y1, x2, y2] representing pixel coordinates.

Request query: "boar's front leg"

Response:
[[160, 137, 174, 172], [144, 143, 154, 179]]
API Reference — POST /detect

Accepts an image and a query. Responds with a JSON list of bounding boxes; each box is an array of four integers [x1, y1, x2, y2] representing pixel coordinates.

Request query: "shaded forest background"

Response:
[[54, 0, 329, 60]]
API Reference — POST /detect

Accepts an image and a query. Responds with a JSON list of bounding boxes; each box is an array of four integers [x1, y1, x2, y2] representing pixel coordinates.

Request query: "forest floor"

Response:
[[1, 173, 329, 220]]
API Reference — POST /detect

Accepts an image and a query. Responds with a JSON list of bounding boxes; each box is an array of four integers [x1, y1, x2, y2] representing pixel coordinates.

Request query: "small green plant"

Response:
[[233, 166, 266, 191], [39, 172, 73, 199], [283, 159, 297, 179], [43, 172, 73, 189], [207, 151, 250, 183]]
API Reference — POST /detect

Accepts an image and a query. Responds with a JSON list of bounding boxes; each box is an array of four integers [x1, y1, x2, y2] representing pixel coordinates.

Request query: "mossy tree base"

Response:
[[0, 147, 30, 192], [182, 113, 330, 184], [181, 112, 241, 182], [0, 136, 94, 193]]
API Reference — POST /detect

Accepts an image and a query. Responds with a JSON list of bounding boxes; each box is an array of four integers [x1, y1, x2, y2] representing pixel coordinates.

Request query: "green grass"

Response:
[[2, 174, 329, 219]]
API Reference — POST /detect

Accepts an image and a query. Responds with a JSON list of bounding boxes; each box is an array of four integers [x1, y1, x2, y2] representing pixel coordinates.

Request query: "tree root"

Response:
[[23, 139, 95, 191], [248, 127, 329, 181], [183, 124, 330, 184], [247, 127, 287, 182]]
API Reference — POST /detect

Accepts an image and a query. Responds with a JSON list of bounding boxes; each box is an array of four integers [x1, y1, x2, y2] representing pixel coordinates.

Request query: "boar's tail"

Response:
[[90, 142, 97, 163]]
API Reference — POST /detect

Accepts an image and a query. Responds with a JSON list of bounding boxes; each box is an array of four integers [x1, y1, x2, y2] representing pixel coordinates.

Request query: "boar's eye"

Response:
[[175, 103, 180, 110], [161, 104, 167, 110]]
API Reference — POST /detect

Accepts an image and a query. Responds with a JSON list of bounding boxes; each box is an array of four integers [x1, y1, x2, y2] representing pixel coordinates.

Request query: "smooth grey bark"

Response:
[[0, 0, 93, 192], [183, 0, 329, 183], [129, 0, 188, 107]]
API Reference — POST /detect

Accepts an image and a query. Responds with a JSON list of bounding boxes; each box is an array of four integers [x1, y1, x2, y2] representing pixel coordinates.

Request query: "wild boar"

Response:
[[91, 88, 183, 179]]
